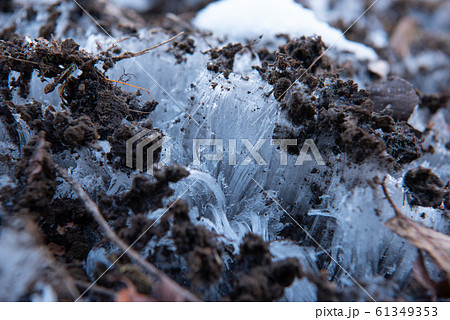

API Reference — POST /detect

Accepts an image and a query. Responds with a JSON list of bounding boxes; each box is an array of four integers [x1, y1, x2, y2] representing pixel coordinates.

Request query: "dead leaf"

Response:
[[382, 180, 450, 283], [390, 17, 417, 58], [385, 212, 450, 276], [115, 279, 155, 302]]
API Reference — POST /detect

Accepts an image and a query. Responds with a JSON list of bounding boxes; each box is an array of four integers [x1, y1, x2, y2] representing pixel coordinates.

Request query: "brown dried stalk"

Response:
[[111, 32, 184, 62], [28, 131, 48, 183], [55, 164, 200, 301]]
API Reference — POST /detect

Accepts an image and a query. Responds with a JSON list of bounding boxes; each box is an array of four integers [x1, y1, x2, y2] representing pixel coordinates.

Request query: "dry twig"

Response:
[[55, 164, 200, 301], [111, 32, 184, 62], [28, 132, 48, 183], [74, 280, 116, 298]]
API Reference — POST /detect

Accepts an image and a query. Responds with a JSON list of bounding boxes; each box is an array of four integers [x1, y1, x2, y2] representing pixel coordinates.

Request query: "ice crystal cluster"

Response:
[[0, 0, 448, 301]]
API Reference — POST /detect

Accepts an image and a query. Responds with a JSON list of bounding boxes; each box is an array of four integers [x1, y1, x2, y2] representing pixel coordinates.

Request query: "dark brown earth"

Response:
[[39, 2, 61, 40], [0, 0, 447, 302], [170, 36, 196, 63], [404, 167, 448, 208], [0, 28, 436, 301], [229, 234, 301, 301], [255, 36, 421, 167], [0, 33, 302, 300], [207, 42, 244, 78], [420, 94, 449, 114]]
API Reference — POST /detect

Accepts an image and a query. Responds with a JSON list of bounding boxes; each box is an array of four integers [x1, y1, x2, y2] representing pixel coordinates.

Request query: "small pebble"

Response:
[[368, 60, 389, 79]]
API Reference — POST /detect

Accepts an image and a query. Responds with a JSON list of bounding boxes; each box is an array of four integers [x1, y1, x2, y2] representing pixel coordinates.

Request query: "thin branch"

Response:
[[128, 109, 151, 114], [112, 32, 184, 62], [102, 35, 134, 54], [381, 177, 402, 217], [55, 164, 200, 302], [28, 131, 47, 184], [74, 280, 116, 298], [0, 55, 46, 66]]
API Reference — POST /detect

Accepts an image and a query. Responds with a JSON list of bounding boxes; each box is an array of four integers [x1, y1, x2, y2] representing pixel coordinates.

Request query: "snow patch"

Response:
[[194, 0, 378, 60]]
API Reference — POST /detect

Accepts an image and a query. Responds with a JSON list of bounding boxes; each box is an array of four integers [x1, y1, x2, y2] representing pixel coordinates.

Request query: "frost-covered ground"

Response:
[[0, 0, 449, 301]]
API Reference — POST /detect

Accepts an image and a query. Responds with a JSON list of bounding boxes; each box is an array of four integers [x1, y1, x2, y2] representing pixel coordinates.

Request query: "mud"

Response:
[[0, 36, 158, 149], [170, 36, 196, 63], [404, 167, 448, 208], [229, 234, 301, 301], [13, 132, 56, 216], [420, 94, 449, 114], [0, 0, 448, 303], [256, 36, 422, 167], [39, 3, 61, 40], [207, 42, 243, 79]]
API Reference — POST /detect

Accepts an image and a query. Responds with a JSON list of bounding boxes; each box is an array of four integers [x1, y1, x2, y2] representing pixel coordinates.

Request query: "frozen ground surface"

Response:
[[0, 0, 449, 301]]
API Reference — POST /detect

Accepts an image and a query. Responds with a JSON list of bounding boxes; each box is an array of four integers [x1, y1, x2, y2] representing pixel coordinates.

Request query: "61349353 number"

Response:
[[376, 307, 438, 317]]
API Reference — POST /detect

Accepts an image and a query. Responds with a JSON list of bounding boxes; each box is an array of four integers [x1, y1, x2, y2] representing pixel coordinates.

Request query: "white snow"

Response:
[[193, 0, 378, 60]]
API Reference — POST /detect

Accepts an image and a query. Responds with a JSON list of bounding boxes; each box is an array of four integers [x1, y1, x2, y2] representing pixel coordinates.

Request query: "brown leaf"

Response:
[[413, 250, 438, 299], [389, 17, 417, 58], [385, 213, 450, 276], [382, 180, 450, 281], [115, 279, 155, 302]]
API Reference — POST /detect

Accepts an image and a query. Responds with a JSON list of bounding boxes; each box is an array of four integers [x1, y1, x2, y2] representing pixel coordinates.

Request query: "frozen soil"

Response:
[[0, 0, 449, 301]]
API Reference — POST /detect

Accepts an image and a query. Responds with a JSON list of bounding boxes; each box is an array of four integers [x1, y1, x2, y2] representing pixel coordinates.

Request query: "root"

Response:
[[105, 77, 151, 100]]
